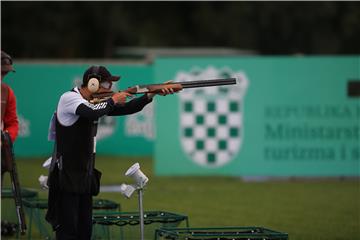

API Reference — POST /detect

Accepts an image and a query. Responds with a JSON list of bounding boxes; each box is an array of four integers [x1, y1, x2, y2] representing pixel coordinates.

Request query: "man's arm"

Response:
[[106, 83, 178, 116], [3, 87, 19, 142], [107, 94, 152, 116], [75, 98, 116, 120], [76, 93, 152, 119]]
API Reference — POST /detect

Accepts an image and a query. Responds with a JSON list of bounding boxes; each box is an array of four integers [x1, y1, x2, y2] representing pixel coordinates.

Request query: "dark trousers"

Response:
[[55, 191, 92, 240]]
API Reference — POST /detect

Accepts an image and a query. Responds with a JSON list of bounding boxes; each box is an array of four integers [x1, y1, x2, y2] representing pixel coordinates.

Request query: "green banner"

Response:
[[154, 56, 360, 176], [6, 63, 154, 157]]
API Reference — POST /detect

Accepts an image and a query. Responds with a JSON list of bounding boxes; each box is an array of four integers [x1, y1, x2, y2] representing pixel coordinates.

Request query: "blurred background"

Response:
[[2, 2, 360, 58], [1, 2, 359, 240]]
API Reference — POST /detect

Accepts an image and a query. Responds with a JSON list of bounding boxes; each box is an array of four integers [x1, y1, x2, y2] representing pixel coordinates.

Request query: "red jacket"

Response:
[[1, 83, 19, 142]]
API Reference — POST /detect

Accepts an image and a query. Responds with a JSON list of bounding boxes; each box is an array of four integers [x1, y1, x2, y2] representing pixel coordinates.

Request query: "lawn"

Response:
[[1, 156, 359, 240]]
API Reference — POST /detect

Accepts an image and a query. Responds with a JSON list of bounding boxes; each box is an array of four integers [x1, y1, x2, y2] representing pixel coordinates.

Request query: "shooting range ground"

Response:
[[1, 156, 359, 240]]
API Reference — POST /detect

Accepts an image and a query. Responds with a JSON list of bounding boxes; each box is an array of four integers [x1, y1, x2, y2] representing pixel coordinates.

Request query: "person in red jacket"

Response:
[[1, 50, 19, 177], [1, 51, 20, 237]]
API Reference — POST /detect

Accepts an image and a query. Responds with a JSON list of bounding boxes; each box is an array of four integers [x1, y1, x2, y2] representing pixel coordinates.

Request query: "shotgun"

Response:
[[90, 78, 237, 103], [1, 131, 27, 235]]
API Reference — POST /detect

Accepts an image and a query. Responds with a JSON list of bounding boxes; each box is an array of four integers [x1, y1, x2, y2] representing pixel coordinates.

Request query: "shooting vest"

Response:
[[55, 114, 98, 194]]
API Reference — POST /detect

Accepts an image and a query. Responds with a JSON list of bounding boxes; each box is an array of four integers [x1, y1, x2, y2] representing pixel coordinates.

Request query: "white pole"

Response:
[[138, 188, 144, 240]]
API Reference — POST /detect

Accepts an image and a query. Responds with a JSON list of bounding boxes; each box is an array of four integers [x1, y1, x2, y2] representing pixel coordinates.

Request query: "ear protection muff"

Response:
[[87, 78, 100, 93], [87, 66, 101, 93]]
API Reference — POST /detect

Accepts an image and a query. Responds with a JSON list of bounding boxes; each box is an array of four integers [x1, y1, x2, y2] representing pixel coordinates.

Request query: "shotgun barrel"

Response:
[[139, 78, 236, 90], [171, 78, 236, 89], [131, 78, 237, 94]]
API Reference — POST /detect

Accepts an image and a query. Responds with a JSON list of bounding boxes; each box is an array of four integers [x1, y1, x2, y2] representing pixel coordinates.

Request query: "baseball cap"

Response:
[[83, 65, 120, 85], [1, 50, 15, 72]]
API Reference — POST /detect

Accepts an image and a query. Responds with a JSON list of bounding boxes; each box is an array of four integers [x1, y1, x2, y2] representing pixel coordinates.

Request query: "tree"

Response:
[[1, 2, 359, 58]]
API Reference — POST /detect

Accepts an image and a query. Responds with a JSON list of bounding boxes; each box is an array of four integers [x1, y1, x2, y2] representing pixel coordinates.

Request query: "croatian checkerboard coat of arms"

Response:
[[175, 66, 249, 168]]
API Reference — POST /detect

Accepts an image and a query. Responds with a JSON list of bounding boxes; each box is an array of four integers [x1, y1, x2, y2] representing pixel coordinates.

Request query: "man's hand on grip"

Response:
[[111, 91, 133, 105]]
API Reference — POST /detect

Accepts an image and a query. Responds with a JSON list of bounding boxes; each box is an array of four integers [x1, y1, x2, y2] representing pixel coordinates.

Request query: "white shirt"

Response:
[[56, 87, 89, 126]]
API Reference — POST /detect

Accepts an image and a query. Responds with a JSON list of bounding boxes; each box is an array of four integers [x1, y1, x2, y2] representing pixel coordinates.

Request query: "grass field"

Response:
[[1, 156, 359, 240]]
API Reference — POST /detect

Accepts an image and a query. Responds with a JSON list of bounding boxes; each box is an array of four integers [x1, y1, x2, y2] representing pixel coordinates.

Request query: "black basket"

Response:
[[155, 227, 288, 240]]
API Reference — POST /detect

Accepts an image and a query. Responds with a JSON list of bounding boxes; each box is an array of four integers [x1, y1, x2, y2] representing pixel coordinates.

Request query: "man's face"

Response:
[[1, 56, 14, 79], [97, 80, 113, 93]]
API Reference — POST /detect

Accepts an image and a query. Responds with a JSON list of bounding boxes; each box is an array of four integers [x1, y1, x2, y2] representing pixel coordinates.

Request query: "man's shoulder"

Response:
[[58, 87, 87, 109], [1, 82, 12, 92], [1, 82, 15, 98], [60, 88, 81, 101]]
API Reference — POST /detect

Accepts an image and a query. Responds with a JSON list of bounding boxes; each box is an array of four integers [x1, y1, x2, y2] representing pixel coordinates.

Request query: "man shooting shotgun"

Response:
[[46, 65, 179, 240], [90, 78, 237, 103]]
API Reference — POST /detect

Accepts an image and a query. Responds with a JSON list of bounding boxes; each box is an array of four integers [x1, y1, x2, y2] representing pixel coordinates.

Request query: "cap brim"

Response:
[[109, 76, 120, 82], [2, 64, 15, 72]]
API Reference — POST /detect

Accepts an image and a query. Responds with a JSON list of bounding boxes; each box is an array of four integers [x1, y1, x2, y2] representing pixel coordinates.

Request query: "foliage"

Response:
[[2, 2, 360, 58]]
